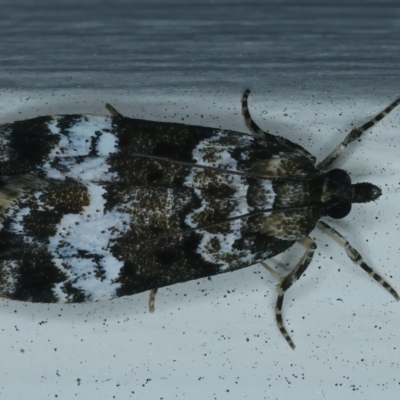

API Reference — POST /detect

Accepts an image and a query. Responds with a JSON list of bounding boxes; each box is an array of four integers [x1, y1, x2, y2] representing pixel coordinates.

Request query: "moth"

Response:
[[0, 90, 399, 349]]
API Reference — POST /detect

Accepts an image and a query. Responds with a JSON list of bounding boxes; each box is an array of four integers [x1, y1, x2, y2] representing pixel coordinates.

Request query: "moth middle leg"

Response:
[[262, 236, 317, 349]]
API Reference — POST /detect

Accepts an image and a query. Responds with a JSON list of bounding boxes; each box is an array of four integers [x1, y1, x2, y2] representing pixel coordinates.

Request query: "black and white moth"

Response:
[[0, 90, 399, 349]]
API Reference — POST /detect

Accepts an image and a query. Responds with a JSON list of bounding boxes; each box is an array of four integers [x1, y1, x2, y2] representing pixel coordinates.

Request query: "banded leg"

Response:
[[317, 221, 399, 300], [274, 236, 317, 349], [105, 103, 123, 117], [241, 89, 316, 162], [241, 89, 270, 139], [317, 96, 400, 170], [148, 288, 158, 313]]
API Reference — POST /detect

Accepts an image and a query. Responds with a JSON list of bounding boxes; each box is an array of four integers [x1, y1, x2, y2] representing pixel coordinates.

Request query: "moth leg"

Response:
[[260, 261, 282, 280], [148, 288, 158, 313], [317, 96, 400, 170], [241, 89, 269, 139], [241, 89, 316, 163], [275, 236, 317, 350], [105, 103, 123, 117], [317, 221, 400, 300]]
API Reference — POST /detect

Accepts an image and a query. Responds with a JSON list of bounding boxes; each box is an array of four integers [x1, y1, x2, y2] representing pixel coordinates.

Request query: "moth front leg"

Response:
[[317, 96, 400, 170]]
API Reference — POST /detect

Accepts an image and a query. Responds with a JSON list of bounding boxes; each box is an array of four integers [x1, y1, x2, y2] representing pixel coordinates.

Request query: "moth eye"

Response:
[[326, 202, 351, 219]]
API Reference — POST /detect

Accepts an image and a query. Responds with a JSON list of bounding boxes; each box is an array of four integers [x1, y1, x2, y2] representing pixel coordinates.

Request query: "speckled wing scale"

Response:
[[1, 90, 400, 349]]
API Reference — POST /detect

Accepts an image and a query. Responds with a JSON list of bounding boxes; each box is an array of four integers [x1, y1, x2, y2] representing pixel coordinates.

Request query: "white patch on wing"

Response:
[[184, 130, 273, 270], [43, 116, 127, 301], [259, 180, 276, 209], [8, 203, 31, 234], [49, 183, 130, 302], [44, 116, 117, 181], [0, 260, 19, 295]]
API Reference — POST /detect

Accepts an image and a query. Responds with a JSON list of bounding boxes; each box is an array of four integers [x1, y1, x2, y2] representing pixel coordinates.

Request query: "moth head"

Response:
[[322, 168, 381, 219], [351, 182, 382, 203]]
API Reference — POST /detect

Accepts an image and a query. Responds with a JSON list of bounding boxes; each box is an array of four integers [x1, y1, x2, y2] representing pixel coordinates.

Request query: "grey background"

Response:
[[1, 1, 400, 400], [2, 0, 400, 96]]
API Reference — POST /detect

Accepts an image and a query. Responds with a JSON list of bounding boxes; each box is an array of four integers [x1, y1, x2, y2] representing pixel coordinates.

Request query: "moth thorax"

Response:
[[322, 169, 352, 219]]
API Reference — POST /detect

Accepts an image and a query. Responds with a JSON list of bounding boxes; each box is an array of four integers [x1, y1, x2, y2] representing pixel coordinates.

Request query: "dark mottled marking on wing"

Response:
[[61, 282, 87, 303], [56, 115, 82, 136], [113, 117, 217, 161], [0, 232, 66, 302], [0, 175, 91, 302], [115, 231, 220, 297], [0, 117, 59, 176], [18, 178, 90, 240]]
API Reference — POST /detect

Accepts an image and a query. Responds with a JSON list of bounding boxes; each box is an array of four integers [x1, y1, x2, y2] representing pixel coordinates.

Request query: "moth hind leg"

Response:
[[241, 90, 316, 163], [241, 89, 266, 139], [105, 103, 123, 117], [266, 236, 317, 350], [317, 96, 400, 170], [260, 261, 282, 280], [148, 288, 158, 313], [317, 221, 399, 300]]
